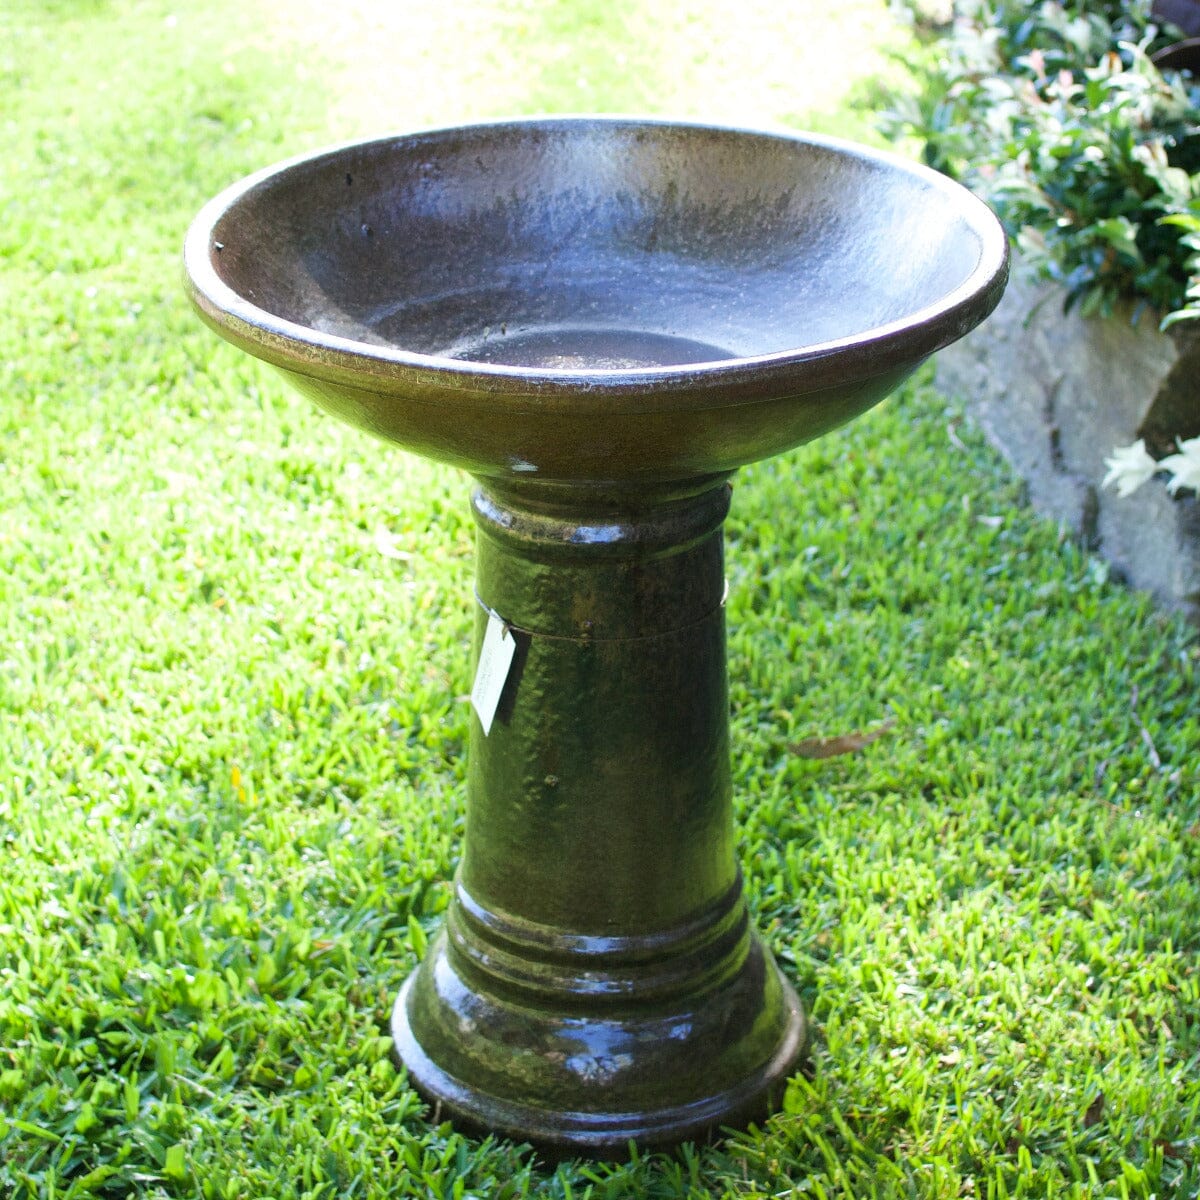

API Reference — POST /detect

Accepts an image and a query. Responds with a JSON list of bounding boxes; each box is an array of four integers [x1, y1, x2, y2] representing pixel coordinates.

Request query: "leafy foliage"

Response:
[[886, 0, 1200, 323]]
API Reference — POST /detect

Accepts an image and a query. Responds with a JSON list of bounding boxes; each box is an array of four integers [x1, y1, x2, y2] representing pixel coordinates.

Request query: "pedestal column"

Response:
[[391, 475, 805, 1155]]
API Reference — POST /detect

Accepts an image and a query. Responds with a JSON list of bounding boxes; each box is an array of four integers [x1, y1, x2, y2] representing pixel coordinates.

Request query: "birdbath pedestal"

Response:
[[185, 117, 1008, 1156]]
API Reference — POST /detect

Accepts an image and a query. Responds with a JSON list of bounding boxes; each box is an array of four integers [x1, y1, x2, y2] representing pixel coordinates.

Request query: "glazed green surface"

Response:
[[389, 480, 803, 1151], [2, 0, 1198, 1196]]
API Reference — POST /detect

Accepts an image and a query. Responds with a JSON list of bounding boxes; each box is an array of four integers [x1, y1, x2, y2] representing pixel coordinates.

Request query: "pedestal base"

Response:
[[392, 886, 806, 1156]]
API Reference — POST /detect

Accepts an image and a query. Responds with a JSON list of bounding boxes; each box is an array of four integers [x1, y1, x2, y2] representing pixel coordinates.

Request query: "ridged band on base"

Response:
[[391, 969, 806, 1157]]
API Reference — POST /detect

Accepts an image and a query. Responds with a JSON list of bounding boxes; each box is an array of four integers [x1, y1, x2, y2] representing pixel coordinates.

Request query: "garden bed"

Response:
[[890, 0, 1200, 619], [937, 259, 1200, 620]]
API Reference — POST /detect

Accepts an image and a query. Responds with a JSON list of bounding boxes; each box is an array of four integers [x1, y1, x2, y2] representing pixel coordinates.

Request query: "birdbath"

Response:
[[186, 117, 1007, 1156]]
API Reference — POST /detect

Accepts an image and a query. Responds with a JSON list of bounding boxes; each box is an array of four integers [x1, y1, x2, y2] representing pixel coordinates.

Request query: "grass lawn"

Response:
[[2, 1, 1198, 1197]]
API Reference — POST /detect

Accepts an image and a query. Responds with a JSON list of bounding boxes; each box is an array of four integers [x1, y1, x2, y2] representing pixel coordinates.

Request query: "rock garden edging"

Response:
[[936, 260, 1200, 622]]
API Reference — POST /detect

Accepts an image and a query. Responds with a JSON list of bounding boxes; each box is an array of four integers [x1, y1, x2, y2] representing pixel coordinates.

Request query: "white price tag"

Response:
[[470, 609, 517, 736]]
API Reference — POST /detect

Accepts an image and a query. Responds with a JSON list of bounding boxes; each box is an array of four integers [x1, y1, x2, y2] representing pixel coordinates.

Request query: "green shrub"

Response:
[[886, 0, 1200, 324]]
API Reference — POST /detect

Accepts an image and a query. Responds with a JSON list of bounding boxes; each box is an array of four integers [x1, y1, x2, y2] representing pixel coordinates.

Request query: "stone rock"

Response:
[[936, 262, 1200, 621]]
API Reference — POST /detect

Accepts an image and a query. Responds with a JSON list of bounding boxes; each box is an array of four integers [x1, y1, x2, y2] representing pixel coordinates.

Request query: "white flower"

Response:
[[1102, 439, 1158, 497], [373, 527, 412, 561], [1159, 436, 1200, 496]]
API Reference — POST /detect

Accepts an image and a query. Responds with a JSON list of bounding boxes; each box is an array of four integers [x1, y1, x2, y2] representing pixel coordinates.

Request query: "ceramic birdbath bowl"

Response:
[[186, 116, 1007, 1156]]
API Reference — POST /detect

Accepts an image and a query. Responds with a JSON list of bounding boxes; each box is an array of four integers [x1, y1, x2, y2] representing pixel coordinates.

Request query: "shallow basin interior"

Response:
[[211, 122, 990, 371], [446, 327, 735, 370]]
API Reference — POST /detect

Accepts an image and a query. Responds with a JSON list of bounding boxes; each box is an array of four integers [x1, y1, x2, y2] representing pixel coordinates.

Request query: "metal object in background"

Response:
[[1151, 37, 1200, 71], [1152, 0, 1200, 40], [1152, 0, 1200, 69], [186, 117, 1008, 1156]]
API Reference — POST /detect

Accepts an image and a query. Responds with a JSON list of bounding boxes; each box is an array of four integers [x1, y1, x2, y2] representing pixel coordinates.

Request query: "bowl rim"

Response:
[[184, 114, 1009, 411]]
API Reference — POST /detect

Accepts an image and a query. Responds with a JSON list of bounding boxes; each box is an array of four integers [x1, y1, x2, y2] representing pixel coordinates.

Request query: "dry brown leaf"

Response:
[[790, 718, 896, 760]]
